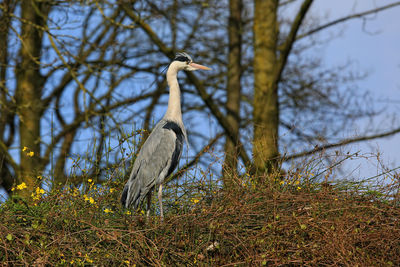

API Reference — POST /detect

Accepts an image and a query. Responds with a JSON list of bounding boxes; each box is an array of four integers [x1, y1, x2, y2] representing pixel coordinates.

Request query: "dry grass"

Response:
[[1, 173, 400, 266]]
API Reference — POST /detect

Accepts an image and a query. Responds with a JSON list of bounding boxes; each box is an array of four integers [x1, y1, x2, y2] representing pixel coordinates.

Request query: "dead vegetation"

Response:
[[1, 172, 399, 266]]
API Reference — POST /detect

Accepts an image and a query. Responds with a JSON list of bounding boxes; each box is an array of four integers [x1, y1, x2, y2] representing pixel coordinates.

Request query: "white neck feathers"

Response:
[[164, 62, 183, 124]]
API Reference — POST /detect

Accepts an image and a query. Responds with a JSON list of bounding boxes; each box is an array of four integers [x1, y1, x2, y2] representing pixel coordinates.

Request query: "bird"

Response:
[[121, 52, 211, 219]]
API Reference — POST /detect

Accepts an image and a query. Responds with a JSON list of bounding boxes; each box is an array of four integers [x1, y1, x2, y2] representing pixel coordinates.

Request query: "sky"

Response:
[[310, 0, 400, 180]]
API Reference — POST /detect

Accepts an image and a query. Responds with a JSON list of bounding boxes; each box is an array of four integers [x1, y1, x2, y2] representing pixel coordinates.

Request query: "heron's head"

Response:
[[171, 52, 211, 71]]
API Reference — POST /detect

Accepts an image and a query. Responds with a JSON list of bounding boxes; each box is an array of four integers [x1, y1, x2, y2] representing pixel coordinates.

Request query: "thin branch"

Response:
[[284, 126, 400, 160], [280, 0, 297, 7], [121, 4, 173, 56], [0, 140, 19, 174], [275, 0, 313, 84], [297, 2, 400, 40]]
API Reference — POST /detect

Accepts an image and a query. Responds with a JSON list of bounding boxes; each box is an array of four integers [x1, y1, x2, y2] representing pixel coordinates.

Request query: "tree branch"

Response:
[[0, 140, 19, 176], [284, 126, 400, 160], [297, 2, 400, 40], [275, 0, 314, 85]]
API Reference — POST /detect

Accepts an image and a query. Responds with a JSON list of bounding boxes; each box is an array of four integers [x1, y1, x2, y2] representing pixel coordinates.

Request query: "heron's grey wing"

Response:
[[121, 120, 184, 209], [163, 121, 184, 178]]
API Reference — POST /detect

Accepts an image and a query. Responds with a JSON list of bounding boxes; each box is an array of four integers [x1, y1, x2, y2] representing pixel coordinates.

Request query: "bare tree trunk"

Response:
[[0, 0, 16, 193], [253, 0, 279, 176], [15, 1, 50, 197], [223, 0, 242, 186]]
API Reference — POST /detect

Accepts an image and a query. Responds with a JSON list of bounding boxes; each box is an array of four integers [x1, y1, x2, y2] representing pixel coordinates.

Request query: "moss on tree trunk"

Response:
[[253, 0, 280, 176]]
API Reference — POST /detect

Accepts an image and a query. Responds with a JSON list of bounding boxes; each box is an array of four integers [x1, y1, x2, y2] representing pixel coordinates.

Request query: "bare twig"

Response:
[[285, 126, 400, 160], [297, 2, 400, 40], [275, 0, 314, 85]]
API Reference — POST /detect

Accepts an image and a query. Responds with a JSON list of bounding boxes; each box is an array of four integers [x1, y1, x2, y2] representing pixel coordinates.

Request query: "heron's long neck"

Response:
[[164, 66, 183, 123]]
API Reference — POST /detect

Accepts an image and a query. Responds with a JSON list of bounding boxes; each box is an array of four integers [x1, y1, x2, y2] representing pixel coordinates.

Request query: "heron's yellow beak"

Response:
[[189, 62, 211, 70]]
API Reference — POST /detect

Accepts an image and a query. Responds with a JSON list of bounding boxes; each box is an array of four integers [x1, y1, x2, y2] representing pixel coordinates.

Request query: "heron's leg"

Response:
[[158, 184, 163, 220], [146, 188, 153, 218]]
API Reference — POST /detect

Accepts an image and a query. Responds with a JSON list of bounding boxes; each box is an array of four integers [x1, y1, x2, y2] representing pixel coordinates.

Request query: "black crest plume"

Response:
[[174, 52, 192, 63]]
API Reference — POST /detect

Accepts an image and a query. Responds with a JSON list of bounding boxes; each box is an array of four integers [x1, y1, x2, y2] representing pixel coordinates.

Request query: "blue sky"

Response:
[[311, 0, 400, 179]]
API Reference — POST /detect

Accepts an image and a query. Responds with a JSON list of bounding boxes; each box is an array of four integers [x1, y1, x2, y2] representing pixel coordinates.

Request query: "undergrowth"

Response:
[[1, 169, 400, 266]]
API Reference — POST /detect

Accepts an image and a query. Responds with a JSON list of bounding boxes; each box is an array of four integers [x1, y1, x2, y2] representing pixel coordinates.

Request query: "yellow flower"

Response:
[[297, 186, 301, 190], [37, 175, 42, 180], [125, 210, 131, 215], [279, 180, 285, 185], [36, 187, 45, 195], [72, 188, 79, 197], [31, 187, 45, 200], [22, 146, 28, 152], [27, 151, 34, 157], [191, 198, 200, 204], [295, 180, 300, 185], [85, 254, 93, 263], [104, 208, 113, 213], [16, 182, 27, 190], [83, 195, 95, 204], [88, 179, 92, 183], [109, 188, 115, 193]]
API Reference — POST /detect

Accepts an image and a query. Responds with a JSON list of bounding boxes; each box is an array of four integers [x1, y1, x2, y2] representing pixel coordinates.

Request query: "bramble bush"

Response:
[[1, 159, 400, 266]]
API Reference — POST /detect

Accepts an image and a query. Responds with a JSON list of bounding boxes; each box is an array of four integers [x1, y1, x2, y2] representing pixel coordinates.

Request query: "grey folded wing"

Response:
[[121, 120, 184, 209]]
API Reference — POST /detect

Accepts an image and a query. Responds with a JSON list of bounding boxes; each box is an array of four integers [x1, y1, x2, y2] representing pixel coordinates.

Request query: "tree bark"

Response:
[[0, 0, 15, 193], [223, 0, 242, 185], [253, 0, 279, 176], [15, 1, 50, 197]]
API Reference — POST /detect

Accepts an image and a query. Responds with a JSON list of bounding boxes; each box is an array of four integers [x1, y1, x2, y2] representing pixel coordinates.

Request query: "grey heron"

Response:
[[121, 52, 211, 219]]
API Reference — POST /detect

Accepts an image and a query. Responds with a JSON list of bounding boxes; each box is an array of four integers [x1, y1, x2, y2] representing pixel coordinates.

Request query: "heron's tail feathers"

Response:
[[120, 185, 129, 207], [120, 179, 144, 210]]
